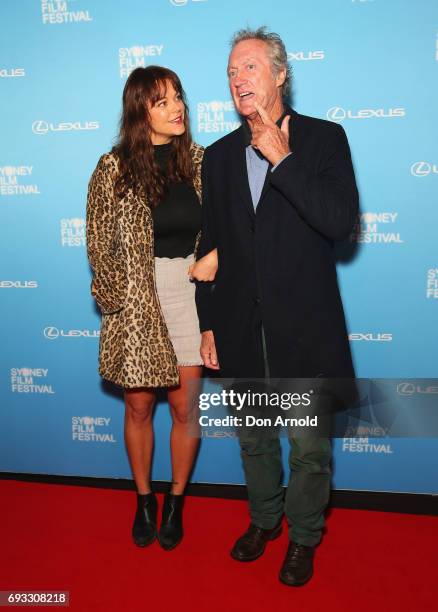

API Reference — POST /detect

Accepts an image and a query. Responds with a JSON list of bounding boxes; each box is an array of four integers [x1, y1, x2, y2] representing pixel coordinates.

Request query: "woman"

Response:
[[86, 66, 216, 551]]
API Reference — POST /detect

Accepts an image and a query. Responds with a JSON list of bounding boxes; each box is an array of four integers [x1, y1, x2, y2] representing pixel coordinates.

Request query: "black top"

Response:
[[151, 143, 201, 258]]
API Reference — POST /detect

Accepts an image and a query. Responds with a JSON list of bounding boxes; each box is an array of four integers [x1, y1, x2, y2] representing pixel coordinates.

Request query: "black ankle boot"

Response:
[[158, 493, 184, 551], [132, 492, 157, 547]]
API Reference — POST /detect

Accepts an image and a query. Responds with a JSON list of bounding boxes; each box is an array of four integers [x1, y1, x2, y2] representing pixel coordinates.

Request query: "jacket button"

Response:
[[253, 296, 261, 304]]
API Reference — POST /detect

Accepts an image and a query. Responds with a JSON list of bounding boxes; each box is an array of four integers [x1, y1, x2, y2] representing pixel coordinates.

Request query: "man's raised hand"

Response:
[[249, 102, 291, 166]]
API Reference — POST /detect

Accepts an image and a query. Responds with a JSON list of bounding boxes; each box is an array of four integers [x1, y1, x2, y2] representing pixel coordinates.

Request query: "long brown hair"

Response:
[[112, 66, 194, 206]]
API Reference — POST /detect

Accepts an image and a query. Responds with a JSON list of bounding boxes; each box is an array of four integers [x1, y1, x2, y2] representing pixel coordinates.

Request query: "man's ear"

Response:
[[276, 68, 286, 88]]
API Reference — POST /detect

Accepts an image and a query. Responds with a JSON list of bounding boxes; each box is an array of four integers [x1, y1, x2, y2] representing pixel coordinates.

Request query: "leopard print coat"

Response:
[[86, 143, 204, 389]]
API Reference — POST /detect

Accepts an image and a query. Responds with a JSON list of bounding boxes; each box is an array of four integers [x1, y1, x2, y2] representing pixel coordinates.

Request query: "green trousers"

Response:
[[238, 325, 332, 547], [239, 434, 331, 547]]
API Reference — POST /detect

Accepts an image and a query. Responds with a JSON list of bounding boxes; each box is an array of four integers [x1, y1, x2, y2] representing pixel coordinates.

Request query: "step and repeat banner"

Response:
[[1, 0, 437, 494]]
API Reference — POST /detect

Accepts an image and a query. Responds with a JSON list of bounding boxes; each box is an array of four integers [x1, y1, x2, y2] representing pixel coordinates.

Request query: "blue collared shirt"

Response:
[[245, 147, 291, 209]]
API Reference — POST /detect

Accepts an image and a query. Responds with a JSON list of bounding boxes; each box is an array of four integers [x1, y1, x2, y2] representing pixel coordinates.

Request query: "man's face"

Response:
[[227, 39, 285, 120]]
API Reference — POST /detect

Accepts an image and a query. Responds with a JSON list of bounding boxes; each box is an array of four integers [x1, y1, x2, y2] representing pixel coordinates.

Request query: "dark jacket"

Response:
[[195, 107, 359, 379]]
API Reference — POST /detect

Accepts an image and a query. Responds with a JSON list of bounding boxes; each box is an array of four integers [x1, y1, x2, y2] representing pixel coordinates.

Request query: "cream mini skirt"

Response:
[[154, 253, 203, 367]]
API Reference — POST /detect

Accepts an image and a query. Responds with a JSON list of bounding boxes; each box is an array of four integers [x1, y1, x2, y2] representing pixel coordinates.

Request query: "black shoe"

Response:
[[230, 523, 282, 562], [279, 541, 315, 586], [158, 493, 184, 551], [132, 492, 157, 547]]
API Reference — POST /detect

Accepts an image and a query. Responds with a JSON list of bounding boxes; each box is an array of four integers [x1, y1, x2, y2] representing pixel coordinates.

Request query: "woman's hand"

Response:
[[189, 248, 218, 281]]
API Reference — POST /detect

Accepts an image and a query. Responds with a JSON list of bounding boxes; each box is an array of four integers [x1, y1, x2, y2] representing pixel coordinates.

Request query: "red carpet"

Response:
[[1, 480, 436, 611]]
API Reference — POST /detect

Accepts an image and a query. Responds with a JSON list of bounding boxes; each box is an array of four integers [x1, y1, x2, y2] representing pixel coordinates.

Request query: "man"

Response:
[[195, 27, 358, 586]]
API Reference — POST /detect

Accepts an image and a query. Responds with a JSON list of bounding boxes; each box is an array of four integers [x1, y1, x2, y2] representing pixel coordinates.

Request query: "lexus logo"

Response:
[[32, 120, 99, 134], [396, 382, 415, 396], [32, 120, 49, 135], [43, 327, 100, 339], [327, 107, 405, 123], [44, 326, 59, 340], [170, 0, 207, 5], [397, 382, 438, 395], [349, 333, 392, 342], [326, 107, 346, 123], [410, 161, 437, 177]]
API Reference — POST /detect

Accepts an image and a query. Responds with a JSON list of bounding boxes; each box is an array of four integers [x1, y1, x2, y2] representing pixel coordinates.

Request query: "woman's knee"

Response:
[[169, 402, 192, 425], [125, 391, 155, 423]]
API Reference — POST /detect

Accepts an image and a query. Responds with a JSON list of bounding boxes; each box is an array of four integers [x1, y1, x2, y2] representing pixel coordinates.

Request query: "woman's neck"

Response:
[[150, 135, 172, 145]]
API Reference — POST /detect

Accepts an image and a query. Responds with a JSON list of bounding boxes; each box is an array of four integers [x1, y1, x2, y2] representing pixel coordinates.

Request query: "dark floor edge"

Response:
[[1, 472, 436, 515]]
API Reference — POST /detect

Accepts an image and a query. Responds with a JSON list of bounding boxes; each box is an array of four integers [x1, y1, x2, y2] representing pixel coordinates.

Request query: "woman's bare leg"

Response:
[[124, 387, 156, 494], [167, 366, 202, 494]]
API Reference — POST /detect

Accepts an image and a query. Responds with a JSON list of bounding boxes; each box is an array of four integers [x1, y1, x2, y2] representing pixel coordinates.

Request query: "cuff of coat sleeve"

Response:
[[269, 151, 308, 190], [271, 151, 292, 172], [195, 284, 212, 332]]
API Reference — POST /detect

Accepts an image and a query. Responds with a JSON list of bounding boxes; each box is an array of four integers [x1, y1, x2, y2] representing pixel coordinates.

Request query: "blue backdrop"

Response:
[[1, 0, 437, 494]]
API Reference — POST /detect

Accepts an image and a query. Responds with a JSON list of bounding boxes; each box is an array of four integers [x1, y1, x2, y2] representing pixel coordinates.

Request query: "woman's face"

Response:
[[148, 80, 185, 144]]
